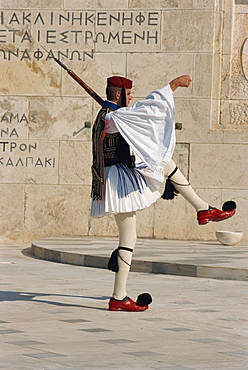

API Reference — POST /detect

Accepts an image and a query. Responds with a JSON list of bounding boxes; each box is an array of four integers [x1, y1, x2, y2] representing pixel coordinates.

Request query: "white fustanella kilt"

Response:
[[90, 163, 161, 218]]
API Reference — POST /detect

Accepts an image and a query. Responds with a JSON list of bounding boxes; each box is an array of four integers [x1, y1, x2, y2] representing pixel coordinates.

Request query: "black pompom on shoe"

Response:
[[136, 293, 153, 307], [222, 201, 236, 212]]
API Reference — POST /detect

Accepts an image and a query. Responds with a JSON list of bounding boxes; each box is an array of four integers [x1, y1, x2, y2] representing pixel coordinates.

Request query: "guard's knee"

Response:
[[164, 159, 177, 177]]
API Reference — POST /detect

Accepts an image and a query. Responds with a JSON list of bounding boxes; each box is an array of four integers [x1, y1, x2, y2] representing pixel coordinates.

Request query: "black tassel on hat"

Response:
[[121, 87, 126, 107]]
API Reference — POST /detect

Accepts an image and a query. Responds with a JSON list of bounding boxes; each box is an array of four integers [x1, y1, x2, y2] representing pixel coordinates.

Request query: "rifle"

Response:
[[41, 46, 104, 107]]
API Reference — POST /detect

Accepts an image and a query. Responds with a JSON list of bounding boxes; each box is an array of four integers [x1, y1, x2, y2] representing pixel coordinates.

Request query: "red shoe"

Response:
[[197, 206, 236, 225], [108, 296, 149, 312]]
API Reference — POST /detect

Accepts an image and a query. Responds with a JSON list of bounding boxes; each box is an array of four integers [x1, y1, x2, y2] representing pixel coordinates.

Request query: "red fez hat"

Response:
[[107, 76, 132, 89]]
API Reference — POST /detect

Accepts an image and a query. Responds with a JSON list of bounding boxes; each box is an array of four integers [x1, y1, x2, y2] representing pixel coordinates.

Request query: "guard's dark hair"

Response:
[[106, 86, 121, 101]]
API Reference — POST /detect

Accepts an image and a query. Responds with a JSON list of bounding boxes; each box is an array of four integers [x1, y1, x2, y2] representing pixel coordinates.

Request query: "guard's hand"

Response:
[[169, 75, 192, 91]]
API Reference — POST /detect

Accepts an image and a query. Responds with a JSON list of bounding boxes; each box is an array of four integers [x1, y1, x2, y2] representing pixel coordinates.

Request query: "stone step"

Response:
[[31, 236, 248, 281]]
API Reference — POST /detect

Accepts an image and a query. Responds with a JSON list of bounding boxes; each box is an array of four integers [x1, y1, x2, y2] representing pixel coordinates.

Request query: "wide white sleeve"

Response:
[[105, 84, 176, 173], [105, 116, 118, 133]]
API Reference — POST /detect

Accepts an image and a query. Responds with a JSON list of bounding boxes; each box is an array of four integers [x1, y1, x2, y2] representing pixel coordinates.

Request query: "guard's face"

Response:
[[125, 89, 132, 106]]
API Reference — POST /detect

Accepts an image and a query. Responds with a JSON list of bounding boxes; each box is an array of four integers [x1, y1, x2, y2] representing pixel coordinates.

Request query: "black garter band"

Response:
[[108, 246, 133, 272]]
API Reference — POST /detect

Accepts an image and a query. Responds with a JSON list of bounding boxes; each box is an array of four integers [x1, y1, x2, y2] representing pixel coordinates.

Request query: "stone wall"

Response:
[[0, 0, 247, 243]]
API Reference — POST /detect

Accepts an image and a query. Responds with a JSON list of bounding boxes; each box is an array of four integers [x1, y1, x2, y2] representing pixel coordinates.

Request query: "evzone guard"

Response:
[[91, 75, 236, 312], [49, 56, 236, 312]]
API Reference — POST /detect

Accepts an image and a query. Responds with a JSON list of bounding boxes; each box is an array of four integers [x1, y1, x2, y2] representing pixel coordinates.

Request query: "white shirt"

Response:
[[105, 84, 176, 191]]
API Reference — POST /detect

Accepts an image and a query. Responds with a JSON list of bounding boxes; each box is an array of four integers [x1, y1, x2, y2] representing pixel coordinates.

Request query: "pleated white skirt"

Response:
[[90, 163, 161, 218]]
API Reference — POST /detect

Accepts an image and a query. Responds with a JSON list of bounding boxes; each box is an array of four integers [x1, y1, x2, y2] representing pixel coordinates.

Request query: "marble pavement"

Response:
[[1, 239, 248, 369]]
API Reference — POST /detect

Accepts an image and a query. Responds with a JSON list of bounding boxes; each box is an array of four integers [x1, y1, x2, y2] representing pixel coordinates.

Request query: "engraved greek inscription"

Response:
[[69, 50, 81, 60], [122, 31, 132, 44], [71, 12, 83, 25], [33, 48, 43, 60], [122, 13, 133, 25], [0, 128, 19, 138], [10, 143, 17, 151], [47, 30, 56, 43], [1, 113, 9, 122], [0, 49, 7, 58], [71, 30, 82, 43], [1, 48, 94, 61], [10, 128, 18, 137], [6, 157, 14, 166], [15, 157, 24, 166], [59, 12, 70, 25], [134, 32, 145, 44], [0, 10, 160, 60], [26, 157, 33, 166], [0, 29, 6, 42], [0, 142, 37, 152], [35, 158, 43, 166], [148, 13, 159, 26], [135, 12, 145, 26], [20, 114, 28, 123], [9, 13, 20, 25], [22, 30, 31, 43], [30, 114, 37, 123], [22, 12, 31, 24], [147, 31, 158, 44], [97, 12, 108, 26], [0, 113, 37, 123], [20, 49, 31, 60], [85, 31, 93, 43], [34, 13, 45, 25], [8, 12, 31, 25], [107, 32, 119, 44], [2, 11, 159, 27], [109, 13, 120, 25], [45, 48, 54, 60], [0, 142, 8, 151], [0, 156, 56, 167], [95, 32, 106, 43], [60, 31, 69, 43], [85, 13, 94, 25], [10, 113, 19, 122]]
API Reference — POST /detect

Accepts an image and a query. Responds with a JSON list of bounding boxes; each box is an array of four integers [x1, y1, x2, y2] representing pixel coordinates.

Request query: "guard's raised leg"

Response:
[[163, 160, 236, 225]]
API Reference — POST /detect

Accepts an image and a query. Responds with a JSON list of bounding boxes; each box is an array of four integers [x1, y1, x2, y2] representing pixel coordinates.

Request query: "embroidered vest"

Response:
[[91, 101, 134, 201], [103, 132, 134, 168]]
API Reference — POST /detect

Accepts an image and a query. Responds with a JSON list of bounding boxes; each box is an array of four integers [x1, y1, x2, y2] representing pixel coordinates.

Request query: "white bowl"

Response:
[[216, 231, 243, 246]]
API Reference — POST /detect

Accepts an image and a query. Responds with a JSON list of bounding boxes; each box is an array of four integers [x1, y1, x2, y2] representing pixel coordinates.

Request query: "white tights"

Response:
[[164, 159, 208, 212], [112, 212, 137, 300], [111, 160, 208, 300]]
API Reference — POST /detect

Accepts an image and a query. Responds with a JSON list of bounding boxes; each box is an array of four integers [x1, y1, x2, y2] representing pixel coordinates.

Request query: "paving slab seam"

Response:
[[31, 237, 248, 282]]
